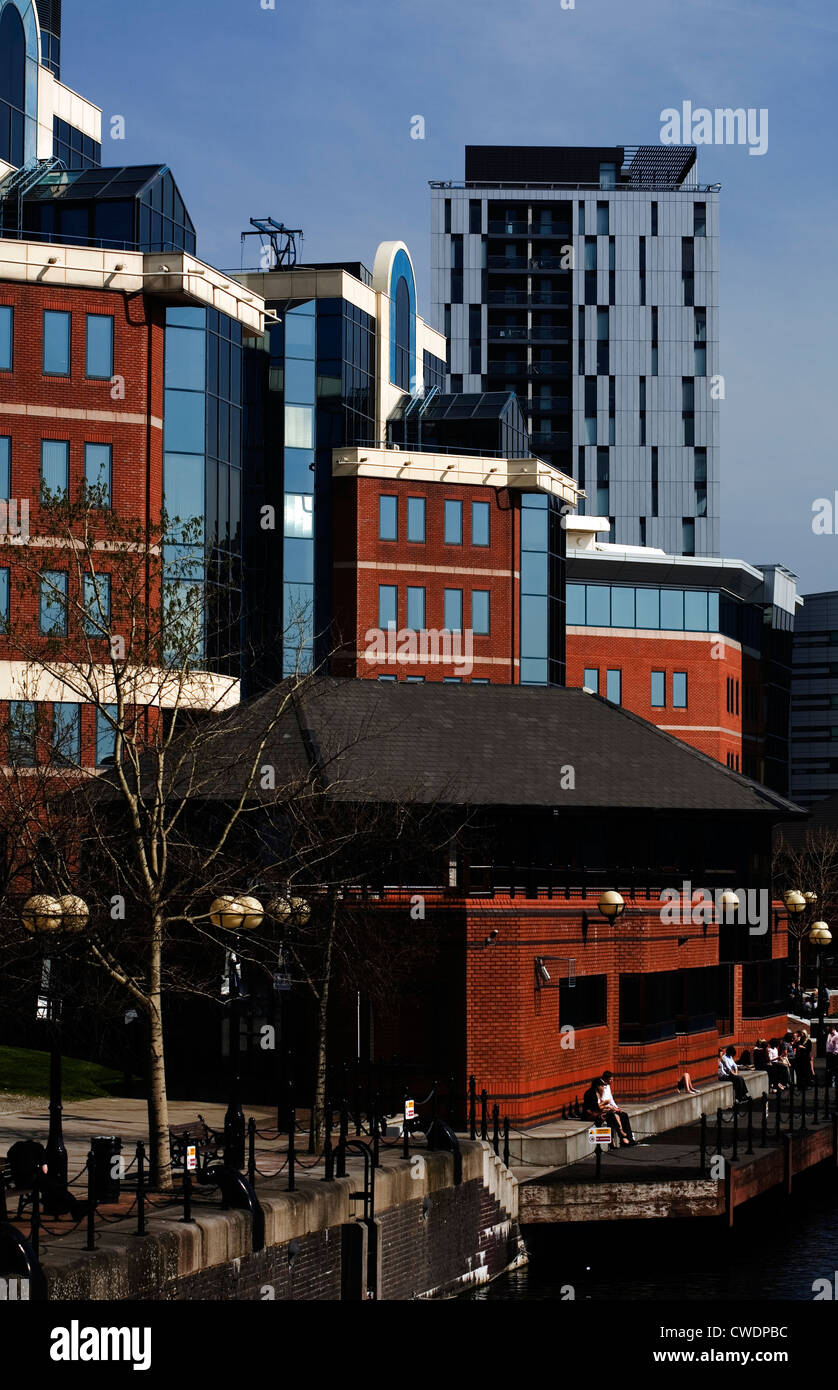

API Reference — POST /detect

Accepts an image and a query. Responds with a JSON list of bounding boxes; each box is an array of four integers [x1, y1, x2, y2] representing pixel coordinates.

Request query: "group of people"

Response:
[[751, 1031, 817, 1093], [581, 1070, 635, 1148]]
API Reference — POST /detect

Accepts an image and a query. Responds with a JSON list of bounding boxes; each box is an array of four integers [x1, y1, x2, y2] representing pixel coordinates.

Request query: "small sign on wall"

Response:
[[588, 1126, 612, 1146], [186, 1145, 198, 1173], [404, 1099, 415, 1121]]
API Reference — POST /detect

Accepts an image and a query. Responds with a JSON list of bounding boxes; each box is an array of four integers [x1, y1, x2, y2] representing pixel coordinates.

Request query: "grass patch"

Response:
[[0, 1046, 126, 1101]]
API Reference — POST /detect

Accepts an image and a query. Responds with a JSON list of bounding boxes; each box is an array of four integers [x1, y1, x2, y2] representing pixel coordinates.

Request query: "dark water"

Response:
[[470, 1168, 838, 1301]]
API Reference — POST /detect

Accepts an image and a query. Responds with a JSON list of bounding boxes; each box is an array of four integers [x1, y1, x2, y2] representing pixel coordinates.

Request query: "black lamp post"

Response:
[[267, 894, 311, 1133], [808, 920, 833, 1056], [210, 894, 265, 1169], [22, 892, 90, 1187]]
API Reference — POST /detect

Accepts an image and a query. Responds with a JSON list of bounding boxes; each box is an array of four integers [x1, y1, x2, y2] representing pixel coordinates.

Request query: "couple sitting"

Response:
[[581, 1070, 635, 1147]]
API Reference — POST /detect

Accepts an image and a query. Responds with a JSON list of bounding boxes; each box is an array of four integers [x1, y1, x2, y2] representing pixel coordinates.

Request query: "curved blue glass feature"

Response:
[[389, 248, 415, 390], [0, 4, 25, 166]]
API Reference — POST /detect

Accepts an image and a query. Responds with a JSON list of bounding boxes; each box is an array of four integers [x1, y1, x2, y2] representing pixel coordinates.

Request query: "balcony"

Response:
[[487, 325, 528, 341], [487, 255, 572, 272], [487, 220, 528, 235], [486, 361, 571, 380], [488, 290, 571, 307], [487, 221, 573, 238], [531, 430, 572, 448], [531, 395, 571, 412]]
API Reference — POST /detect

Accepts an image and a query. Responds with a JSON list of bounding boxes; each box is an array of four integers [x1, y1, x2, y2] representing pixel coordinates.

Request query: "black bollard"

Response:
[[480, 1089, 488, 1142], [468, 1075, 477, 1141], [731, 1104, 739, 1161], [788, 1083, 795, 1135], [136, 1141, 146, 1237], [761, 1096, 768, 1148], [503, 1117, 510, 1168], [746, 1098, 754, 1155], [323, 1104, 334, 1182], [30, 1169, 40, 1259], [492, 1103, 500, 1157], [247, 1117, 256, 1189], [595, 1141, 602, 1182], [775, 1088, 782, 1141], [814, 1074, 820, 1125]]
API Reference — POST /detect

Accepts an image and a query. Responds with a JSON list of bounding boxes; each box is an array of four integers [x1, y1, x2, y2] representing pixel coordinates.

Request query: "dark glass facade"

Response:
[[519, 492, 566, 686], [0, 3, 26, 167], [5, 165, 196, 253], [163, 307, 243, 676], [53, 116, 101, 170]]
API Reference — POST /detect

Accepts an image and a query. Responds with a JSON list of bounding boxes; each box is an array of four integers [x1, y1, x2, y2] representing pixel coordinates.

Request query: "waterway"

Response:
[[470, 1167, 838, 1301]]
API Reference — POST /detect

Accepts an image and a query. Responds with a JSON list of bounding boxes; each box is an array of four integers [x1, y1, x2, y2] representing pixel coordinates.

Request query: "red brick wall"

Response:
[[567, 629, 744, 768]]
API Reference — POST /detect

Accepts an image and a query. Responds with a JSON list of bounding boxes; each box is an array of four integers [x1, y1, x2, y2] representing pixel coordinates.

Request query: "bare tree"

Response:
[[774, 826, 838, 989]]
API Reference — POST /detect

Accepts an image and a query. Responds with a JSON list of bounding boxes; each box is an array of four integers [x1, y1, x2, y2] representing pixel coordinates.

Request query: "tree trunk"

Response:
[[312, 899, 337, 1151], [147, 919, 171, 1189]]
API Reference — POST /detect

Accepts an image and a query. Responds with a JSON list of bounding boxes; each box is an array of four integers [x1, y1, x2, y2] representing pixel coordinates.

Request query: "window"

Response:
[[444, 588, 462, 632], [41, 440, 69, 499], [583, 667, 599, 693], [407, 497, 425, 543], [379, 494, 397, 540], [650, 445, 659, 517], [469, 199, 482, 234], [43, 310, 71, 376], [599, 163, 616, 190], [639, 237, 646, 305], [377, 674, 396, 682], [673, 672, 688, 708], [596, 201, 609, 234], [285, 404, 313, 449], [682, 518, 696, 555], [560, 973, 607, 1030], [406, 586, 425, 631], [9, 702, 37, 767], [472, 501, 490, 546], [405, 676, 425, 682], [651, 202, 658, 236], [694, 203, 707, 237], [84, 443, 112, 506], [0, 437, 9, 497], [443, 677, 462, 683], [85, 315, 114, 379], [83, 573, 111, 636], [378, 584, 397, 630], [578, 203, 586, 235], [96, 705, 118, 767], [284, 493, 313, 537], [651, 670, 666, 707], [606, 669, 621, 705], [0, 306, 12, 370], [596, 448, 609, 515], [472, 590, 490, 635], [444, 499, 462, 545], [52, 703, 81, 766], [444, 198, 451, 233], [39, 571, 68, 635]]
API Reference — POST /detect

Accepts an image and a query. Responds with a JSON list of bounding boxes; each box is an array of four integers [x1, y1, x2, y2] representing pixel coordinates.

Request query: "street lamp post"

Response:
[[267, 895, 311, 1133], [808, 920, 833, 1057], [21, 892, 90, 1186], [210, 895, 265, 1169]]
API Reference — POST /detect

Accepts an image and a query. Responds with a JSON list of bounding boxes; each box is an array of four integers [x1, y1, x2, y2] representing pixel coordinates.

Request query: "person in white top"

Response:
[[598, 1071, 634, 1146]]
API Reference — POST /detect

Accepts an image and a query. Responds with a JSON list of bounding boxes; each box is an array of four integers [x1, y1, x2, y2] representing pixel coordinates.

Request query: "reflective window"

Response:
[[684, 590, 708, 631], [84, 443, 112, 505], [285, 309, 316, 358], [521, 507, 547, 550], [83, 573, 111, 636], [521, 550, 548, 596], [606, 669, 621, 705], [444, 588, 463, 632], [407, 586, 425, 631], [520, 658, 548, 684], [43, 311, 71, 376], [285, 404, 313, 449], [0, 306, 12, 370], [0, 437, 9, 497], [472, 590, 490, 635], [284, 537, 313, 583], [651, 670, 665, 707], [660, 589, 684, 630], [472, 501, 490, 546], [9, 702, 37, 767], [378, 584, 397, 629], [567, 584, 585, 625], [284, 493, 313, 538], [284, 449, 315, 493], [164, 454, 204, 541], [587, 585, 610, 626], [520, 594, 547, 655], [85, 315, 114, 379], [0, 5, 25, 167], [673, 672, 688, 708], [611, 587, 635, 627], [40, 571, 68, 635], [52, 703, 80, 766], [583, 667, 599, 693], [284, 356, 315, 401], [96, 705, 118, 767], [407, 497, 425, 542], [164, 389, 205, 453], [41, 440, 69, 499], [165, 326, 205, 389], [379, 495, 398, 540], [636, 587, 660, 629], [444, 499, 462, 544]]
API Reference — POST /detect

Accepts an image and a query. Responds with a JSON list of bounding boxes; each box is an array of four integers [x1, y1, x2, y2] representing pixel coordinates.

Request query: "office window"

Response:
[[39, 571, 68, 635], [9, 702, 37, 767], [405, 676, 425, 682], [85, 315, 114, 379], [472, 590, 490, 635], [83, 572, 111, 636], [41, 440, 69, 500], [651, 670, 666, 708], [444, 499, 462, 544], [450, 373, 463, 392], [379, 494, 398, 540], [651, 202, 658, 236], [694, 203, 707, 237], [469, 199, 482, 234], [444, 199, 451, 233], [284, 493, 313, 537], [650, 446, 659, 517], [583, 668, 599, 693], [472, 500, 490, 547], [682, 518, 696, 555], [285, 404, 313, 449], [673, 672, 688, 708], [584, 376, 598, 445], [0, 305, 12, 370], [52, 703, 81, 766], [96, 705, 118, 767], [596, 448, 609, 515], [443, 677, 462, 683], [84, 443, 112, 505], [377, 674, 396, 682], [578, 203, 586, 234], [606, 669, 622, 705], [599, 162, 616, 190], [378, 584, 397, 629], [43, 310, 71, 376], [407, 496, 425, 542], [639, 237, 646, 305], [444, 588, 462, 632], [406, 586, 425, 631], [596, 201, 609, 234], [611, 586, 635, 627]]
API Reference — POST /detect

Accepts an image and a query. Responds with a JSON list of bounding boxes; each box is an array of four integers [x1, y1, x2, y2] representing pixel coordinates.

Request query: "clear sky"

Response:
[[64, 0, 838, 593]]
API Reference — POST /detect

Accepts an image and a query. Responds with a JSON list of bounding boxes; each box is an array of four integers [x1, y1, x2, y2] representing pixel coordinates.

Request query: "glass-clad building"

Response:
[[163, 306, 244, 675], [2, 165, 196, 253]]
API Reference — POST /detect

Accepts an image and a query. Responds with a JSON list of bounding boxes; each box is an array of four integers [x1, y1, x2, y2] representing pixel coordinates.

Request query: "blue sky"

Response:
[[65, 0, 838, 592]]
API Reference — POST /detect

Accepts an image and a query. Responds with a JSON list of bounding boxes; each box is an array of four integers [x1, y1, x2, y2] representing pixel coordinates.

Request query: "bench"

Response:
[[168, 1116, 223, 1178]]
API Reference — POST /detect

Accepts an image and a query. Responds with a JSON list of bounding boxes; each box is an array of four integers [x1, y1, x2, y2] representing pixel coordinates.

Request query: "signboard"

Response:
[[404, 1099, 415, 1121], [186, 1145, 198, 1173], [588, 1126, 612, 1146]]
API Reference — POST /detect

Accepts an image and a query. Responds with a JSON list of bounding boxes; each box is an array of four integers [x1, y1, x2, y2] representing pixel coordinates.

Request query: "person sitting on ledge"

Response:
[[598, 1070, 635, 1147], [718, 1045, 749, 1104], [753, 1039, 769, 1074], [675, 1072, 700, 1095]]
